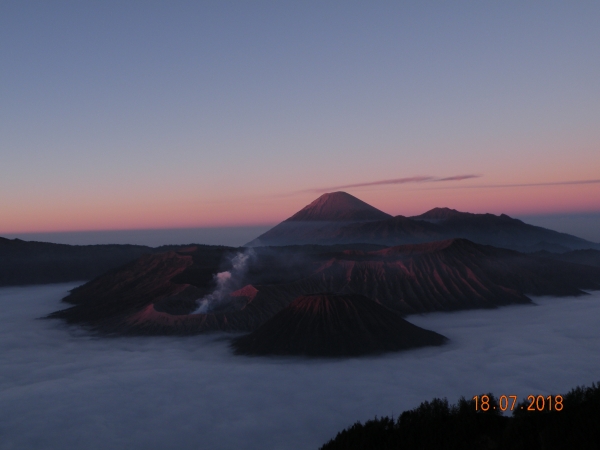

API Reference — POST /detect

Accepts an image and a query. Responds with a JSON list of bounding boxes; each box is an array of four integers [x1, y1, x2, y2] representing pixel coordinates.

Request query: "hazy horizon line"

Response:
[[3, 209, 600, 237], [3, 210, 600, 247]]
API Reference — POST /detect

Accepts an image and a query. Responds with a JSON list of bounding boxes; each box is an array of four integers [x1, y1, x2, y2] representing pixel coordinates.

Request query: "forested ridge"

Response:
[[320, 383, 600, 449]]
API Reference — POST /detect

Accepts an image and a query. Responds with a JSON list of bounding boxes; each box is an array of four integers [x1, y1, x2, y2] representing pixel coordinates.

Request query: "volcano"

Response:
[[285, 191, 392, 222], [50, 239, 600, 339], [246, 192, 392, 247], [247, 192, 598, 252], [231, 293, 447, 357]]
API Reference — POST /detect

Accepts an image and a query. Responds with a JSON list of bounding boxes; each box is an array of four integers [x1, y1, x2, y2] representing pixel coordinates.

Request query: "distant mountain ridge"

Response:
[[3, 192, 597, 287], [411, 207, 465, 221], [247, 192, 599, 252], [0, 237, 198, 286]]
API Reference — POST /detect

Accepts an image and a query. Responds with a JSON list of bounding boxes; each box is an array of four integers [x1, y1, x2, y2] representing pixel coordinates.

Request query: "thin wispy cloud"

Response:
[[435, 175, 481, 182], [418, 178, 600, 190], [303, 174, 481, 194]]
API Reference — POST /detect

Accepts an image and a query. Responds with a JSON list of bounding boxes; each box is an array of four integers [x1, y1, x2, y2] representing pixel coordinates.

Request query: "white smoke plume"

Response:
[[194, 250, 254, 314]]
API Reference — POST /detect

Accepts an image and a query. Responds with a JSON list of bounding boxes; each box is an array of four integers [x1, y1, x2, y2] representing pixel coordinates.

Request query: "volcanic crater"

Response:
[[47, 192, 600, 357]]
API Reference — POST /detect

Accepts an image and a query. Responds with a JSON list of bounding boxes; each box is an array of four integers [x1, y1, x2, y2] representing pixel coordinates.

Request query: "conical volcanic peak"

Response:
[[231, 293, 447, 357], [286, 192, 392, 222]]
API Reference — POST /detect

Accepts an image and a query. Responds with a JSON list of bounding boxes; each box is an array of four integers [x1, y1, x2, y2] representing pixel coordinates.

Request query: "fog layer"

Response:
[[1, 285, 599, 450], [518, 212, 600, 243]]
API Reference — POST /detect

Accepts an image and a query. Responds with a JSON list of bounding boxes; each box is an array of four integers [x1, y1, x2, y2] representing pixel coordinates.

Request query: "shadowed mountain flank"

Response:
[[411, 207, 465, 221], [246, 192, 392, 247], [536, 249, 600, 268], [231, 293, 447, 357], [408, 209, 596, 252], [49, 239, 600, 337], [0, 237, 196, 287], [305, 239, 600, 314], [246, 193, 599, 251]]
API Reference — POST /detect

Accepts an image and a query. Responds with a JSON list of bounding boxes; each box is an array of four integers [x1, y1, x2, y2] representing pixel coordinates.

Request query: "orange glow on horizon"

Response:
[[1, 181, 599, 235]]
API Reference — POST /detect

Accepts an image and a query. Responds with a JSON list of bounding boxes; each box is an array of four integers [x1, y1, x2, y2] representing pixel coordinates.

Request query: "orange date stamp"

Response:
[[473, 394, 564, 412]]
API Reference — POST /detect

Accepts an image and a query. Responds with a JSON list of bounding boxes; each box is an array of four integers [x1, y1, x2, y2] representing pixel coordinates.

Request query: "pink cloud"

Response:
[[420, 179, 600, 190], [307, 174, 481, 193]]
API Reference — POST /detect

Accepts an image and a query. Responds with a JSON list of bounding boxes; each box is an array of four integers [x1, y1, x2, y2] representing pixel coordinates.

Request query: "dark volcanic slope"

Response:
[[536, 249, 600, 268], [409, 207, 596, 252], [50, 239, 600, 336], [49, 250, 197, 325], [0, 237, 197, 286], [49, 245, 233, 331], [286, 210, 597, 250], [246, 193, 599, 251], [291, 239, 600, 315], [231, 293, 447, 357], [247, 192, 392, 246]]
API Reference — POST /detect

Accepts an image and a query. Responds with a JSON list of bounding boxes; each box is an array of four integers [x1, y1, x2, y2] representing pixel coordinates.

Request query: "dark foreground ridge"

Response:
[[320, 382, 600, 450], [231, 293, 447, 357]]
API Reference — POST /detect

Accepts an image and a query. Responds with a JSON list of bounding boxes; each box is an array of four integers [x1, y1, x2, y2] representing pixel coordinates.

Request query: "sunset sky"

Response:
[[2, 2, 599, 236]]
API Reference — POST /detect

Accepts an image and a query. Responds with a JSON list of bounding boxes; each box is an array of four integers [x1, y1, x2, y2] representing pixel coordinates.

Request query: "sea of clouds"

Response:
[[1, 284, 599, 450]]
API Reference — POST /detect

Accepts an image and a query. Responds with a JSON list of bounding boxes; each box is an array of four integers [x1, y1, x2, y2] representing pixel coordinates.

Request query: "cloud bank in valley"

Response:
[[1, 285, 600, 450]]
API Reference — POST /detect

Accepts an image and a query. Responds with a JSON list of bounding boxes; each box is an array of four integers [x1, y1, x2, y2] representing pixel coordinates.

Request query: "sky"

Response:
[[2, 284, 600, 449], [1, 1, 599, 235]]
